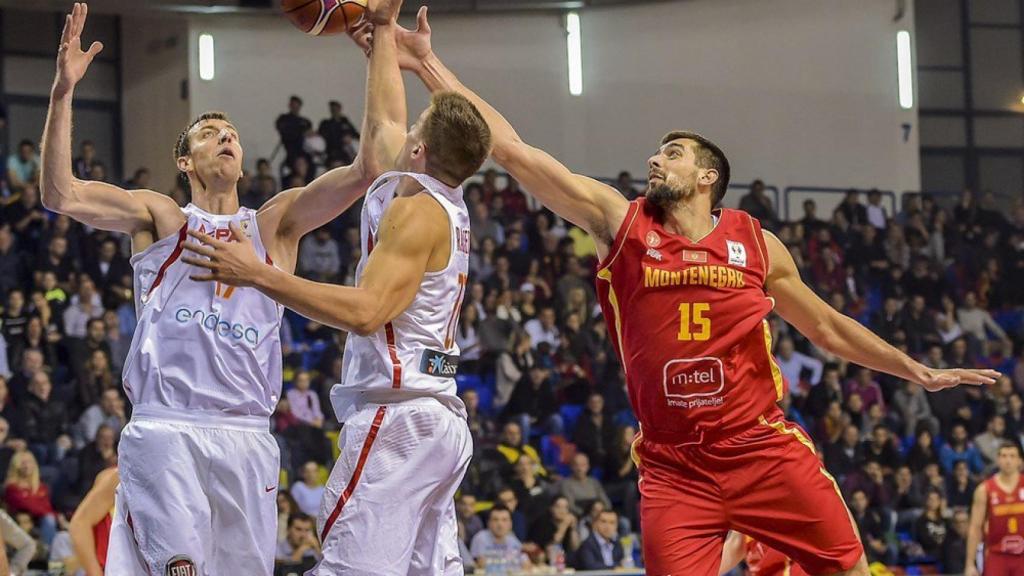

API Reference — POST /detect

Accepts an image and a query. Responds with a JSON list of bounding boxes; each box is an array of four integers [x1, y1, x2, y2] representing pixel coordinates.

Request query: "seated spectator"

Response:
[[6, 140, 39, 193], [495, 487, 528, 542], [276, 491, 300, 545], [463, 389, 496, 446], [845, 367, 885, 411], [523, 307, 559, 351], [72, 140, 98, 180], [84, 238, 129, 295], [824, 424, 863, 479], [290, 461, 324, 517], [560, 454, 611, 517], [19, 371, 70, 467], [456, 494, 484, 545], [842, 460, 891, 509], [912, 489, 948, 558], [576, 509, 625, 570], [975, 415, 1007, 466], [503, 368, 561, 447], [945, 460, 976, 509], [0, 416, 22, 476], [849, 489, 893, 565], [941, 508, 969, 574], [62, 278, 103, 339], [956, 291, 1010, 352], [4, 451, 57, 545], [455, 305, 483, 375], [861, 424, 902, 474], [526, 495, 579, 562], [298, 227, 341, 282], [75, 424, 118, 501], [0, 507, 36, 576], [470, 505, 523, 572], [815, 400, 849, 445], [738, 180, 778, 230], [939, 423, 985, 474], [890, 465, 923, 527], [774, 336, 823, 397], [286, 371, 323, 428], [74, 388, 126, 448], [893, 380, 939, 439], [509, 455, 552, 524], [907, 428, 940, 473], [572, 393, 615, 466], [603, 425, 639, 529], [275, 513, 320, 566]]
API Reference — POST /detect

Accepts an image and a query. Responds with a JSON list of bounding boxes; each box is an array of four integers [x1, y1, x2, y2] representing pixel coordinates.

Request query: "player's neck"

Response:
[[191, 186, 240, 215], [996, 471, 1020, 486], [661, 201, 716, 242]]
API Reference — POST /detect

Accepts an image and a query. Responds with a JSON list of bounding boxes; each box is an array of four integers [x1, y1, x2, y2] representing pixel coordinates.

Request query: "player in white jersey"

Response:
[[183, 3, 492, 573], [39, 3, 402, 574]]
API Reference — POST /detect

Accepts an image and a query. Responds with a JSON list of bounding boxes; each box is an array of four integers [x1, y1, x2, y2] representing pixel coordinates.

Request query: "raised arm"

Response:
[[259, 1, 408, 266], [763, 231, 999, 391], [964, 483, 987, 576], [394, 8, 628, 252], [41, 3, 180, 239], [184, 192, 447, 336]]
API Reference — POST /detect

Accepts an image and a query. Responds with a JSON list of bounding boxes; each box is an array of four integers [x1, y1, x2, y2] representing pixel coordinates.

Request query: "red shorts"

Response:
[[985, 552, 1024, 576], [633, 413, 863, 575]]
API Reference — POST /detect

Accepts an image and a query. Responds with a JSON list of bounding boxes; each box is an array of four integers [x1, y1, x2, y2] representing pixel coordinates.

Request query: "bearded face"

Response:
[[646, 177, 695, 209]]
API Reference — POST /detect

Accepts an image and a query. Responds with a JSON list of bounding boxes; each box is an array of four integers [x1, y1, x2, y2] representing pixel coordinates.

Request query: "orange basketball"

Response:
[[281, 0, 366, 36]]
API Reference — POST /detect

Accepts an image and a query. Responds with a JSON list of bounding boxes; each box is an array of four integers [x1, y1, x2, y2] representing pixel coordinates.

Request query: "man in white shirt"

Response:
[[866, 190, 887, 230], [524, 306, 560, 351], [774, 336, 823, 396], [470, 506, 522, 571]]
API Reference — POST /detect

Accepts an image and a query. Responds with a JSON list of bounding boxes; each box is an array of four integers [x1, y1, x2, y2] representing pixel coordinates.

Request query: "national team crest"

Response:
[[165, 556, 197, 576], [646, 231, 661, 248], [726, 240, 747, 267]]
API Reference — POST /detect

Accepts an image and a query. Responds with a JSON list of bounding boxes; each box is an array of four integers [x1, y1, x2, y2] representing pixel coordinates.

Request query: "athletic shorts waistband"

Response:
[[130, 405, 270, 432], [640, 406, 787, 447]]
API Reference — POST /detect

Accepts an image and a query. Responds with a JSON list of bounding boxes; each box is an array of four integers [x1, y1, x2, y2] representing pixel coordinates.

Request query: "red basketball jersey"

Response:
[[984, 474, 1024, 555], [745, 536, 810, 576], [595, 200, 784, 444], [94, 511, 112, 568]]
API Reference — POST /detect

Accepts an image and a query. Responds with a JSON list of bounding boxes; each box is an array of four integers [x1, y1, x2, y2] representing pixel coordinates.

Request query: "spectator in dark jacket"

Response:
[[572, 393, 616, 466], [576, 509, 625, 570], [19, 372, 69, 466], [503, 366, 560, 439]]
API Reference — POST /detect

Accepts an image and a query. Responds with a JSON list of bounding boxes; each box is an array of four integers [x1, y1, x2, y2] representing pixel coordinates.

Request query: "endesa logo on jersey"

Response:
[[663, 357, 725, 408], [174, 308, 259, 346]]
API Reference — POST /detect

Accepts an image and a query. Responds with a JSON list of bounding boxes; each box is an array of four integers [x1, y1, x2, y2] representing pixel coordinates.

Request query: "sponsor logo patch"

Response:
[[726, 240, 747, 267], [663, 357, 725, 407], [645, 248, 663, 261], [645, 231, 661, 248], [420, 349, 460, 378], [165, 556, 197, 576]]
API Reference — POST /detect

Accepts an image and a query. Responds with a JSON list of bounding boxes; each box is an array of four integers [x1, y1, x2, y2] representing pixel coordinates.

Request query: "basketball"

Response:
[[281, 0, 367, 36]]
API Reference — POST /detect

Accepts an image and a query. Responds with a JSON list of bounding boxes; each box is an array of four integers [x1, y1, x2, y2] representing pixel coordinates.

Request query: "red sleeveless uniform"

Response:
[[983, 474, 1024, 576], [745, 536, 810, 576], [95, 511, 113, 568], [596, 200, 862, 575]]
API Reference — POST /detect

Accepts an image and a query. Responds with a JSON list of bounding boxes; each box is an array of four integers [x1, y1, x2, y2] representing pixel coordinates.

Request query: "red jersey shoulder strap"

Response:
[[597, 199, 643, 272]]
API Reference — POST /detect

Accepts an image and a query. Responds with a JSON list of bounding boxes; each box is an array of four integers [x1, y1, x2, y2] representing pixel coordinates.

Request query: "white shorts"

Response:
[[106, 407, 280, 576], [309, 401, 473, 576]]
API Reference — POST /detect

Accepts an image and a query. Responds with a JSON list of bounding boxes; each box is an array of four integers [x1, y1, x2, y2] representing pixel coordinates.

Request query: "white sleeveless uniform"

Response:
[[107, 204, 282, 576], [311, 172, 473, 576]]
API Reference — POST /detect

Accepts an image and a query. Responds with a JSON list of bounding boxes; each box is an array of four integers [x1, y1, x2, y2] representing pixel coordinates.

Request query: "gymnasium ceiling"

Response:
[[0, 0, 678, 15]]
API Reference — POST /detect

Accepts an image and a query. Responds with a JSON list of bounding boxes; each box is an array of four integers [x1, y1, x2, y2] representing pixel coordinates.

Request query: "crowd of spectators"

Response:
[[0, 95, 1022, 573]]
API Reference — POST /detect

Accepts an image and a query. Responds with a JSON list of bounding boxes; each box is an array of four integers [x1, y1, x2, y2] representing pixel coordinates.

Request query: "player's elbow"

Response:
[[40, 177, 79, 213], [349, 300, 386, 337]]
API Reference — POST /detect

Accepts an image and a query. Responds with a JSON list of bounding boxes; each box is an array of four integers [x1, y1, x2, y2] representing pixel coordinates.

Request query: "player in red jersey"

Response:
[[720, 532, 809, 576], [966, 441, 1024, 576], [68, 467, 117, 576], [365, 9, 1002, 575]]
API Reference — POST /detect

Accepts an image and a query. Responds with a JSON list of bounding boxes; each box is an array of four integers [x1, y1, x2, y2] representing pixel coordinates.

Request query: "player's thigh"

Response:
[[727, 423, 863, 575], [117, 421, 212, 574], [635, 440, 727, 576], [206, 428, 280, 576], [409, 418, 473, 576]]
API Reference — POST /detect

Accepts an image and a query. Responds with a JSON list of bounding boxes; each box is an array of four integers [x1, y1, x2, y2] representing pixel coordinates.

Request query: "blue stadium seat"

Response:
[[456, 373, 483, 391], [559, 404, 584, 433]]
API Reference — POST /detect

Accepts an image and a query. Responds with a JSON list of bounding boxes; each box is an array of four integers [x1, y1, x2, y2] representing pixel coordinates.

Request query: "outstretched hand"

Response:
[[914, 366, 1000, 392], [54, 3, 104, 98], [349, 5, 433, 72], [181, 222, 266, 288]]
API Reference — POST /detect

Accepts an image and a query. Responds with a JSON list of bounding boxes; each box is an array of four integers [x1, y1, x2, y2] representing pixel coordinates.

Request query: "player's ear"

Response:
[[701, 167, 719, 188], [176, 154, 191, 176]]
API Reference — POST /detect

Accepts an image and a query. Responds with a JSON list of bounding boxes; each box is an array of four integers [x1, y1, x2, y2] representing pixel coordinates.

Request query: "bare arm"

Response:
[[184, 193, 447, 336], [763, 231, 999, 391], [69, 468, 118, 576], [262, 3, 408, 252], [964, 483, 987, 576], [393, 9, 627, 250], [719, 532, 745, 575], [40, 3, 180, 238]]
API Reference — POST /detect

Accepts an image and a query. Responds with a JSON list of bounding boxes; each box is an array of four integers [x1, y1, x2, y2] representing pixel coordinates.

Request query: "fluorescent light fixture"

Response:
[[897, 30, 913, 109], [567, 12, 583, 96], [199, 34, 215, 81]]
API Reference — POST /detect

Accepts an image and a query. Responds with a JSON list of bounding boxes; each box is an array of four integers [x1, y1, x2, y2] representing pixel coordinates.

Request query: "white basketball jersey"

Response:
[[332, 172, 471, 421], [123, 204, 284, 419]]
